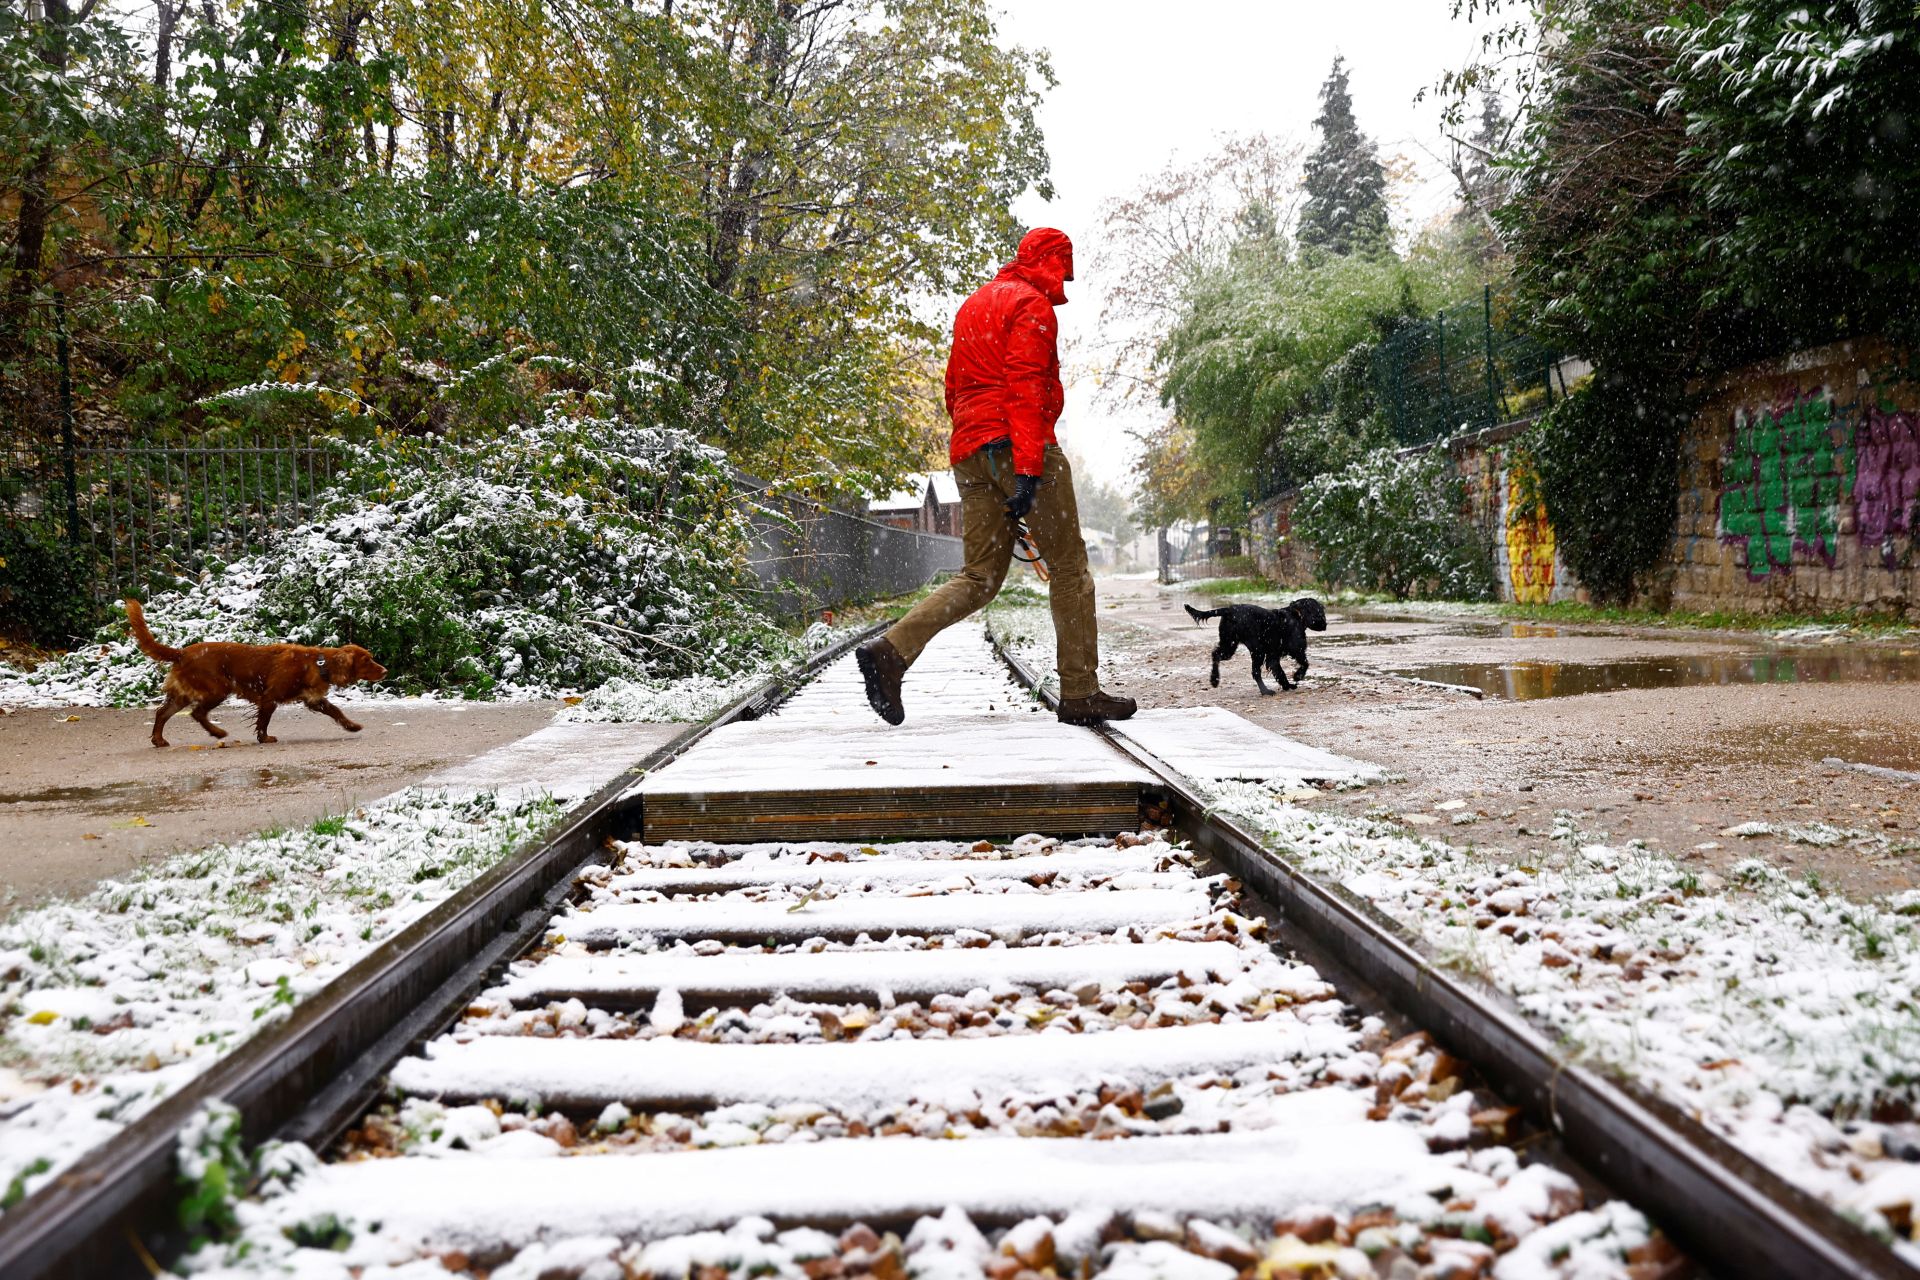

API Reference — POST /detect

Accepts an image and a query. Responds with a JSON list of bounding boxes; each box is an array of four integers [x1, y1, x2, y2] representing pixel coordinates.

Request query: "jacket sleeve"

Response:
[[943, 337, 960, 422], [1002, 294, 1059, 476]]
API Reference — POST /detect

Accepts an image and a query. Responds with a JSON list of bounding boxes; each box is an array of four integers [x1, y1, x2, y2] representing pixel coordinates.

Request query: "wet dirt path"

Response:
[[0, 702, 559, 906], [1096, 574, 1920, 898]]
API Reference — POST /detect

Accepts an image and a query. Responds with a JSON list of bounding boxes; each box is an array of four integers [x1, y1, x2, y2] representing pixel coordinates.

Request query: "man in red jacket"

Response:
[[856, 227, 1137, 727]]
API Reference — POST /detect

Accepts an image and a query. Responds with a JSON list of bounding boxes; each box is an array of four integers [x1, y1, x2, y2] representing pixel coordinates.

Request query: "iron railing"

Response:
[[1251, 286, 1564, 502], [2, 432, 357, 601], [1371, 287, 1562, 447], [1, 430, 961, 621], [738, 480, 964, 615]]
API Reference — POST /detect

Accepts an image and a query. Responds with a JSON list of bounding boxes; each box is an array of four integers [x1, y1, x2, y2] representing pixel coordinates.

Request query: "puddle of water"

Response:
[[1389, 651, 1920, 700], [0, 763, 345, 810]]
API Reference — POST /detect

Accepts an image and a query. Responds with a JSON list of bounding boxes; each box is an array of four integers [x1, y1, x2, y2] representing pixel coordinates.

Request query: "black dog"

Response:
[[1183, 598, 1327, 694]]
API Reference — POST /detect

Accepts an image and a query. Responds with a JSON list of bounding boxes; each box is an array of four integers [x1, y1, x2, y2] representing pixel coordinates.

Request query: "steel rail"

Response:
[[992, 637, 1905, 1280], [0, 620, 888, 1280]]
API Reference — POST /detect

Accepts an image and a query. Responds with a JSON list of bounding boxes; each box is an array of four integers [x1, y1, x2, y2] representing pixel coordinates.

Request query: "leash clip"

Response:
[[1011, 521, 1050, 583]]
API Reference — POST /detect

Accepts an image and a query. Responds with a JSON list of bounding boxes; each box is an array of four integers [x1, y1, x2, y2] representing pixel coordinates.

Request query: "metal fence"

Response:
[[1248, 286, 1563, 504], [2, 432, 356, 601], [739, 481, 964, 615], [1156, 523, 1253, 585], [1, 431, 962, 617], [1371, 286, 1563, 447]]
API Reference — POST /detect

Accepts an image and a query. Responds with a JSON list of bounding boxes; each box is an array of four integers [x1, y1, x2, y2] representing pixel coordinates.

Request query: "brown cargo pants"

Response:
[[885, 443, 1099, 699]]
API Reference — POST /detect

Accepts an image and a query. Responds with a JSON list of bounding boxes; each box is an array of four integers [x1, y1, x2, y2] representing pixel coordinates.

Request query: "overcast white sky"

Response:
[[987, 1, 1487, 493]]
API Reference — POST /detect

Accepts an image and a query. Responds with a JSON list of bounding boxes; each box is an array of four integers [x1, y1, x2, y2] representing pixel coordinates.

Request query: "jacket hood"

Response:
[[998, 226, 1073, 305]]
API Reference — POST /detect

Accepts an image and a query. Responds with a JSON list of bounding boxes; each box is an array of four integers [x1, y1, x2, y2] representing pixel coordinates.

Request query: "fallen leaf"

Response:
[[563, 695, 584, 706], [786, 880, 826, 913], [81, 833, 101, 841], [864, 760, 877, 766], [26, 1010, 57, 1025], [58, 715, 79, 723], [858, 845, 883, 857], [125, 815, 152, 828]]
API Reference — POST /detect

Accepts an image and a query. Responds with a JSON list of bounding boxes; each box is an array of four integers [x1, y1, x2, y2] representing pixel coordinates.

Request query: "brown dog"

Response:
[[126, 599, 387, 747]]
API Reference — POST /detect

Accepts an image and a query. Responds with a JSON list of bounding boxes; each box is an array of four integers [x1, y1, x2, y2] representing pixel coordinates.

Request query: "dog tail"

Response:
[[1289, 597, 1328, 632], [124, 599, 184, 664], [1183, 603, 1224, 623]]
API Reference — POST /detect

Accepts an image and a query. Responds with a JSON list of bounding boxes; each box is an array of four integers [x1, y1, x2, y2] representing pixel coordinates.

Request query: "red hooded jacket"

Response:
[[944, 228, 1072, 477]]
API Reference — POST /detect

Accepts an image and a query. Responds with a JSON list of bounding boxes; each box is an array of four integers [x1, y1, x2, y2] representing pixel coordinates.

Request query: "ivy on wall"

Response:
[[1534, 376, 1685, 604]]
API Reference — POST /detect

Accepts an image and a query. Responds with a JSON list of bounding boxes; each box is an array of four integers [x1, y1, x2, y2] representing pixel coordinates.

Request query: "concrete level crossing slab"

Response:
[[637, 628, 1151, 842], [1109, 706, 1382, 787]]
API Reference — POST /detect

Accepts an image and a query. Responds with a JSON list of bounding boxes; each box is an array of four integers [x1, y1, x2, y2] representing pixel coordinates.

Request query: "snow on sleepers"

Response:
[[492, 940, 1255, 1007], [602, 850, 1178, 895], [390, 1019, 1349, 1111], [773, 627, 1032, 726], [1108, 707, 1383, 787], [636, 715, 1153, 796], [555, 888, 1218, 946], [250, 1102, 1461, 1255]]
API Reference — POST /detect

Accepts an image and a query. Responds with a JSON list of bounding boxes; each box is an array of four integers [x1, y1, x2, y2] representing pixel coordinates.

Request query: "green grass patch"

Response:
[[1488, 600, 1918, 638], [1178, 577, 1280, 598]]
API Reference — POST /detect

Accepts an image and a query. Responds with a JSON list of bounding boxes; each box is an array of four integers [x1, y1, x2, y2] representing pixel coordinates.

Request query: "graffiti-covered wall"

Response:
[[1450, 421, 1580, 605], [1245, 339, 1918, 616], [1667, 339, 1919, 616]]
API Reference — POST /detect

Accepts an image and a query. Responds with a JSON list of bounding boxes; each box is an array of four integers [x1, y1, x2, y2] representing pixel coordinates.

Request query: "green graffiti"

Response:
[[1718, 395, 1855, 577]]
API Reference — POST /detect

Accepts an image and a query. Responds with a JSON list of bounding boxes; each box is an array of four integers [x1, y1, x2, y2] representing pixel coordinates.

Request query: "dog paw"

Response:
[[343, 721, 363, 733], [151, 738, 168, 748], [258, 734, 278, 744]]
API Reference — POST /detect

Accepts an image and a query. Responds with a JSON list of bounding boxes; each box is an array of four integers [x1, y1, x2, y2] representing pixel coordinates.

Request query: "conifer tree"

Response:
[[1297, 57, 1391, 257]]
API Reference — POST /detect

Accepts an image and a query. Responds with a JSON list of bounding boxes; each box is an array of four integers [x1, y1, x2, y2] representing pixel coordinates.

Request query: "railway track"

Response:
[[3, 623, 1905, 1280]]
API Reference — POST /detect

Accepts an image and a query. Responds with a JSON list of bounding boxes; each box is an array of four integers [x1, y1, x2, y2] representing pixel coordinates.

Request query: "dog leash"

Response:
[[1011, 520, 1050, 582]]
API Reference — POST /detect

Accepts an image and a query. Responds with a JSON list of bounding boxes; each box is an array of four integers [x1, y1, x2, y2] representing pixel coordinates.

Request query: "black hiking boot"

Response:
[[1056, 690, 1137, 726], [856, 636, 909, 725]]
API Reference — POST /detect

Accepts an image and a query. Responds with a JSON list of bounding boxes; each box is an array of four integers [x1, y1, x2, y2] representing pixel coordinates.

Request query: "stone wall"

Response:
[[1248, 491, 1317, 586], [1661, 339, 1918, 617], [1244, 339, 1920, 618]]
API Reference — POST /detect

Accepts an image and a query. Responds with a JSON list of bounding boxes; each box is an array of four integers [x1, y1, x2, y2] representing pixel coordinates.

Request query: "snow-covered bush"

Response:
[[1294, 446, 1494, 601], [4, 410, 789, 701]]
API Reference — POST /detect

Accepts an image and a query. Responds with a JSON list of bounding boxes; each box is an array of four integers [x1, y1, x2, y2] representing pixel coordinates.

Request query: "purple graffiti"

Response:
[[1855, 409, 1920, 562]]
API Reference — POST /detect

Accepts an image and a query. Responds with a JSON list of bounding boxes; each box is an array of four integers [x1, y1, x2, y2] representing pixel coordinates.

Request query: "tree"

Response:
[[1129, 416, 1208, 532], [1295, 446, 1494, 600], [1062, 455, 1133, 544], [0, 0, 1054, 499], [1296, 57, 1391, 258], [1447, 88, 1509, 260], [1653, 0, 1920, 351], [1086, 132, 1304, 406], [1155, 234, 1479, 503]]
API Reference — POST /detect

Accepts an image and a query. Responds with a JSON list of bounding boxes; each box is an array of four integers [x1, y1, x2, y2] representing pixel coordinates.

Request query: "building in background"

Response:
[[868, 472, 962, 536]]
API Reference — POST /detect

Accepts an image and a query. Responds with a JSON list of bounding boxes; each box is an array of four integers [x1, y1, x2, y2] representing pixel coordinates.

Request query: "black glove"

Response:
[[1004, 473, 1040, 522]]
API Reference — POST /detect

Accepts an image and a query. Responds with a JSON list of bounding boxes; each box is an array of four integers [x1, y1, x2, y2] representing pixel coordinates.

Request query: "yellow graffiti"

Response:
[[1505, 469, 1556, 604]]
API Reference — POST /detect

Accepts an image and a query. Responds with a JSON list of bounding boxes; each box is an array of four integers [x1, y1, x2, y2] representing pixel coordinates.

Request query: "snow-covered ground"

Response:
[[0, 710, 696, 1215], [0, 789, 559, 1213], [993, 606, 1920, 1264]]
